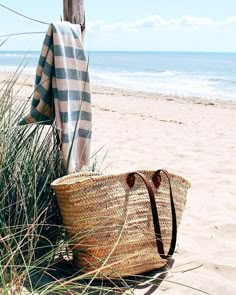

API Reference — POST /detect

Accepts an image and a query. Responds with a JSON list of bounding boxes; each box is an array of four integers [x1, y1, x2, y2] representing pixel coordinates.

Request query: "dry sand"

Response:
[[1, 72, 236, 294], [91, 85, 236, 295]]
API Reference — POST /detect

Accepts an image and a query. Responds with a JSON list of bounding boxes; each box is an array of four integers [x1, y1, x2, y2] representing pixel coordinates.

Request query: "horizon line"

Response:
[[0, 49, 236, 54]]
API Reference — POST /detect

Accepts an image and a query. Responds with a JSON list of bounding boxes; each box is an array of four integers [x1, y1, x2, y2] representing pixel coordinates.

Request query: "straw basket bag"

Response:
[[51, 169, 190, 278]]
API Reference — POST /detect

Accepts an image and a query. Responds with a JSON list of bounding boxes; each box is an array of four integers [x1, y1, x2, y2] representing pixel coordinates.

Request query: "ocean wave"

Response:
[[206, 77, 236, 86], [208, 77, 227, 82], [0, 53, 37, 58], [0, 59, 235, 102], [92, 69, 179, 78], [90, 69, 236, 102], [129, 70, 178, 77]]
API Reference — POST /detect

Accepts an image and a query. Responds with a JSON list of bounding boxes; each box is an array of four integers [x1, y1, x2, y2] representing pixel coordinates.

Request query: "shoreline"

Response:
[[1, 50, 236, 103], [92, 83, 236, 108], [1, 71, 236, 108]]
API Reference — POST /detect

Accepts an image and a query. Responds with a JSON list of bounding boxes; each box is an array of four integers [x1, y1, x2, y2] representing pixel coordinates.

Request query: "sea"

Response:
[[0, 50, 235, 102]]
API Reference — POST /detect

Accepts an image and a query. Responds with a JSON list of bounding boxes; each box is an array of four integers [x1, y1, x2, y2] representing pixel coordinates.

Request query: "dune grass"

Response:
[[0, 67, 67, 293]]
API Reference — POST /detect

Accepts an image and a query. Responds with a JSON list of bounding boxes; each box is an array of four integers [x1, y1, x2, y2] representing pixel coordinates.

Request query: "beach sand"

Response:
[[1, 72, 236, 294], [92, 86, 236, 295]]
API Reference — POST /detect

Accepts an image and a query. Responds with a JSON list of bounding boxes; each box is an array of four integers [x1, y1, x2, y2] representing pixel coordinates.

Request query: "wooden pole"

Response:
[[63, 0, 85, 32]]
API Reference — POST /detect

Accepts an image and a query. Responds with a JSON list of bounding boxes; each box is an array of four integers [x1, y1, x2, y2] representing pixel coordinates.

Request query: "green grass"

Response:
[[0, 67, 67, 293]]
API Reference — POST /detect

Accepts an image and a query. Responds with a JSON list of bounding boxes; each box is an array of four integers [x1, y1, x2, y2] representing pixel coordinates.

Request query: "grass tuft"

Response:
[[0, 67, 66, 293]]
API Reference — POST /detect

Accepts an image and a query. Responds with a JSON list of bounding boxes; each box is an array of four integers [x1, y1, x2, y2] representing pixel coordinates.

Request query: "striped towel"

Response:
[[19, 22, 92, 173]]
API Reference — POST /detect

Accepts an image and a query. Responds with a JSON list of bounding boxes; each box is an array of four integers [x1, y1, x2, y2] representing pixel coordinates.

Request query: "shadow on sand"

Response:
[[26, 258, 174, 294]]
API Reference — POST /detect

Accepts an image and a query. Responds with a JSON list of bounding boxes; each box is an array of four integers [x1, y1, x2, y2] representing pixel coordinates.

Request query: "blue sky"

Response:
[[0, 0, 235, 52]]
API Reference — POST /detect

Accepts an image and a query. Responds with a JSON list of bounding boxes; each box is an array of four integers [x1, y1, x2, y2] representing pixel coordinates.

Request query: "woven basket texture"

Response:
[[51, 170, 190, 278]]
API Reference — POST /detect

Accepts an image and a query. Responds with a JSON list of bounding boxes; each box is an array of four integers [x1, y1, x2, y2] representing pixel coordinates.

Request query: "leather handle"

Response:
[[152, 170, 177, 258], [127, 170, 177, 260], [127, 172, 165, 259]]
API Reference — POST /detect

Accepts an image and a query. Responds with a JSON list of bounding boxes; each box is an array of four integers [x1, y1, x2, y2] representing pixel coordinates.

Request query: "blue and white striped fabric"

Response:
[[20, 22, 92, 173]]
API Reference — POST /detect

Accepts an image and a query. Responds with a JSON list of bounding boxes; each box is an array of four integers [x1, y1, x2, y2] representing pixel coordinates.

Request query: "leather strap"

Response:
[[127, 170, 177, 260], [152, 170, 177, 258]]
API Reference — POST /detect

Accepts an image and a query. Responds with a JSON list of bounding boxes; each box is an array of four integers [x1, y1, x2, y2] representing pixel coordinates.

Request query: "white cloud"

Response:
[[87, 20, 105, 32], [87, 15, 236, 33], [225, 16, 236, 24], [178, 16, 216, 27], [133, 15, 168, 29]]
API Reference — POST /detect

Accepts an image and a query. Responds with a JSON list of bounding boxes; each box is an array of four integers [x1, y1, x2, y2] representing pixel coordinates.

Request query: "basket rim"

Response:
[[51, 170, 191, 189]]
